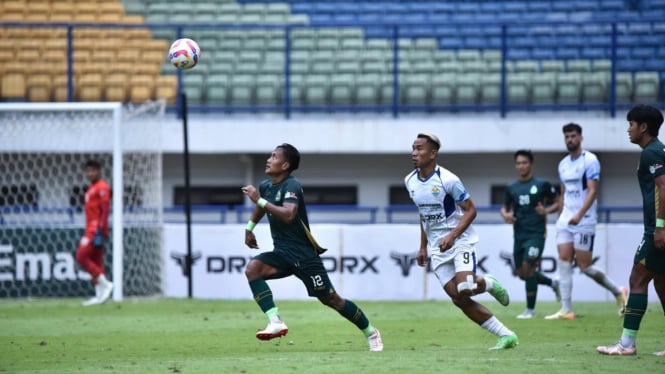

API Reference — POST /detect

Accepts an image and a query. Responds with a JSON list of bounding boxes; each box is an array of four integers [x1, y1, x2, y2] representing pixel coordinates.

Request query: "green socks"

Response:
[[248, 279, 275, 313], [623, 293, 647, 331], [338, 300, 370, 332], [536, 271, 553, 286], [525, 275, 538, 309]]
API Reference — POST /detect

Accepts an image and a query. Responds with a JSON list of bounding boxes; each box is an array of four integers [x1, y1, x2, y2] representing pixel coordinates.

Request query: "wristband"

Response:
[[256, 198, 268, 209], [246, 220, 256, 232], [657, 218, 665, 228]]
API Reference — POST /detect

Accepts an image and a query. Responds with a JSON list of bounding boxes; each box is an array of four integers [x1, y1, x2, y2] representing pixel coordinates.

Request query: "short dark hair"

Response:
[[277, 143, 300, 172], [84, 159, 101, 170], [417, 132, 441, 150], [514, 149, 533, 163], [627, 104, 664, 137], [562, 123, 582, 134]]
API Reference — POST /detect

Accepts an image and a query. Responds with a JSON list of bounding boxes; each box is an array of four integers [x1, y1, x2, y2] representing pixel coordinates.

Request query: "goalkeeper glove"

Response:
[[93, 229, 104, 249]]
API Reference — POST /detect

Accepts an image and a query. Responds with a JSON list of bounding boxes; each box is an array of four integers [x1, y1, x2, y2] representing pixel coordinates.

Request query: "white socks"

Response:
[[558, 260, 573, 312], [481, 316, 514, 337], [484, 276, 495, 292], [582, 266, 622, 296]]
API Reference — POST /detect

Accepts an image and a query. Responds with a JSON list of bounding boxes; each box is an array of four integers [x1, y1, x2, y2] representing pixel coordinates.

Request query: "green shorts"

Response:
[[253, 251, 336, 297], [513, 237, 546, 269], [635, 235, 665, 274]]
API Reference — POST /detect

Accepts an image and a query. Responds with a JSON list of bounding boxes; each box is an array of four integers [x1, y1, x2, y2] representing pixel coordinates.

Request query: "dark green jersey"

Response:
[[259, 175, 316, 261], [504, 177, 558, 239], [638, 138, 665, 236]]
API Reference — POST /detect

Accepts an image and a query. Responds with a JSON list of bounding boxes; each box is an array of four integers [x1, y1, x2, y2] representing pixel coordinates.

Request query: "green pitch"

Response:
[[2, 299, 665, 373]]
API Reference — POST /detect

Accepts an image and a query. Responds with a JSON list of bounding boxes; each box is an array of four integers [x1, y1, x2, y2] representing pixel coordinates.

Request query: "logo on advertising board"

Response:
[[170, 251, 202, 276], [389, 251, 489, 277]]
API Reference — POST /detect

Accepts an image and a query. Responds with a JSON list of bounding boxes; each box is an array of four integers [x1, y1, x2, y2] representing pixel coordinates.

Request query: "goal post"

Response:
[[0, 102, 164, 301]]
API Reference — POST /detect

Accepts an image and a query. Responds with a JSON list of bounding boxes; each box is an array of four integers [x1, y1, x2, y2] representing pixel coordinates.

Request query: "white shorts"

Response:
[[556, 229, 595, 251], [432, 245, 477, 286]]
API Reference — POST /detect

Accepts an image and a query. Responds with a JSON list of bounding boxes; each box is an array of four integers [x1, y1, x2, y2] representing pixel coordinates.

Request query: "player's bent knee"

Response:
[[318, 293, 343, 310], [244, 259, 265, 279], [456, 274, 477, 295]]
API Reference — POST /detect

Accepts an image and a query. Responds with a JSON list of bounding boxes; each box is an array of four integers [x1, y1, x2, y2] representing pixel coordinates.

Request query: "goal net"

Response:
[[0, 102, 164, 301]]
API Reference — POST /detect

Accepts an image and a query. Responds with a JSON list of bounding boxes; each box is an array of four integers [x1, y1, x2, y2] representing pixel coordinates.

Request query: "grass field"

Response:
[[2, 298, 665, 374]]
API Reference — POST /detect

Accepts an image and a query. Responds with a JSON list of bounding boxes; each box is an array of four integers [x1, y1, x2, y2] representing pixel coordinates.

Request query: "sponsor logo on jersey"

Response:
[[285, 191, 298, 200]]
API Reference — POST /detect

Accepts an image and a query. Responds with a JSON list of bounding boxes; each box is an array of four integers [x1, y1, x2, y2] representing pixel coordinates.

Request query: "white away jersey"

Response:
[[556, 150, 600, 231], [405, 165, 479, 262]]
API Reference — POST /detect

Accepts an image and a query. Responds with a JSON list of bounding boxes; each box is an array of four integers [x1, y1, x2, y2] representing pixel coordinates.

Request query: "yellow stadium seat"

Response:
[[43, 38, 68, 51], [1, 73, 27, 100], [16, 50, 41, 65], [42, 50, 66, 64], [53, 75, 73, 102], [78, 73, 104, 101], [105, 73, 128, 102], [155, 75, 178, 104], [98, 13, 123, 23], [27, 74, 52, 102], [129, 75, 155, 103], [121, 14, 144, 24]]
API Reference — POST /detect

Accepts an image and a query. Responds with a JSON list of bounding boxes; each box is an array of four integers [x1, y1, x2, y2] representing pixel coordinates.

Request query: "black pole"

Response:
[[181, 92, 194, 298]]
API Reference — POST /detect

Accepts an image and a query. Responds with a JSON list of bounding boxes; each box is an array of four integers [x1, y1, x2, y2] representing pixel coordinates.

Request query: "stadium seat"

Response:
[[515, 60, 539, 74], [431, 74, 456, 105], [256, 75, 282, 105], [78, 73, 104, 102], [567, 60, 592, 73], [614, 73, 634, 103], [556, 73, 582, 104], [456, 75, 479, 105], [303, 74, 329, 105], [355, 74, 381, 106], [479, 74, 501, 104], [1, 73, 27, 100], [26, 74, 52, 102], [581, 72, 608, 103], [541, 60, 565, 74], [592, 60, 612, 73], [507, 73, 531, 104], [129, 75, 154, 103], [532, 73, 557, 104], [105, 72, 128, 102], [634, 72, 660, 103], [230, 75, 256, 106], [155, 75, 178, 104], [330, 74, 354, 105]]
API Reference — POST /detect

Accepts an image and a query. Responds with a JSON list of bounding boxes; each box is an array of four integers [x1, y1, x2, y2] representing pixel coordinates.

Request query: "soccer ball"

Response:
[[168, 38, 200, 70]]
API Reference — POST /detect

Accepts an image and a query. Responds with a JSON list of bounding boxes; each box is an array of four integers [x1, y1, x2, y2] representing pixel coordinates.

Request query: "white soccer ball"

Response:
[[168, 38, 200, 70]]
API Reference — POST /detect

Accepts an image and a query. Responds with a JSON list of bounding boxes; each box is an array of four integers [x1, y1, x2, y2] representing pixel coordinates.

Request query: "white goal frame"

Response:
[[0, 102, 126, 301]]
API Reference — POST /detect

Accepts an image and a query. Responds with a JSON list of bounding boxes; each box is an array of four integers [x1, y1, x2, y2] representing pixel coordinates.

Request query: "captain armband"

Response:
[[657, 218, 665, 228]]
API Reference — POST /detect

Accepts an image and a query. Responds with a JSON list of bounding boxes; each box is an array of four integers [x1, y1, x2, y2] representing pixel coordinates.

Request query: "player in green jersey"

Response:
[[241, 143, 383, 352], [501, 150, 561, 319], [597, 105, 665, 356]]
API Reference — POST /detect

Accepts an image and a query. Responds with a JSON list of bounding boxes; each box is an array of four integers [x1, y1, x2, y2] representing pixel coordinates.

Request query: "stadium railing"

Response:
[[2, 18, 663, 118], [0, 205, 642, 225]]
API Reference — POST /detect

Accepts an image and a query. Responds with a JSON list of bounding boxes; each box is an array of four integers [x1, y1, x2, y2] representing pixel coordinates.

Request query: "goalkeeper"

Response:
[[76, 160, 113, 306], [241, 143, 383, 352]]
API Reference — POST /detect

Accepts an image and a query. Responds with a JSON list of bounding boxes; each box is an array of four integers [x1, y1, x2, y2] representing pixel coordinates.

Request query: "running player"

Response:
[[406, 132, 518, 350], [597, 105, 665, 356], [545, 123, 626, 320], [76, 160, 113, 306], [241, 143, 383, 352], [501, 149, 561, 319]]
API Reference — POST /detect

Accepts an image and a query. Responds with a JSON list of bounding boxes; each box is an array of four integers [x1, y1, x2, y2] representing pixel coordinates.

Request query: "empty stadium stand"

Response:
[[1, 0, 663, 111]]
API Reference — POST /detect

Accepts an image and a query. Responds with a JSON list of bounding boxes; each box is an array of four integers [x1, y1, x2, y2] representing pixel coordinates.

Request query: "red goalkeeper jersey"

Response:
[[85, 179, 111, 235]]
